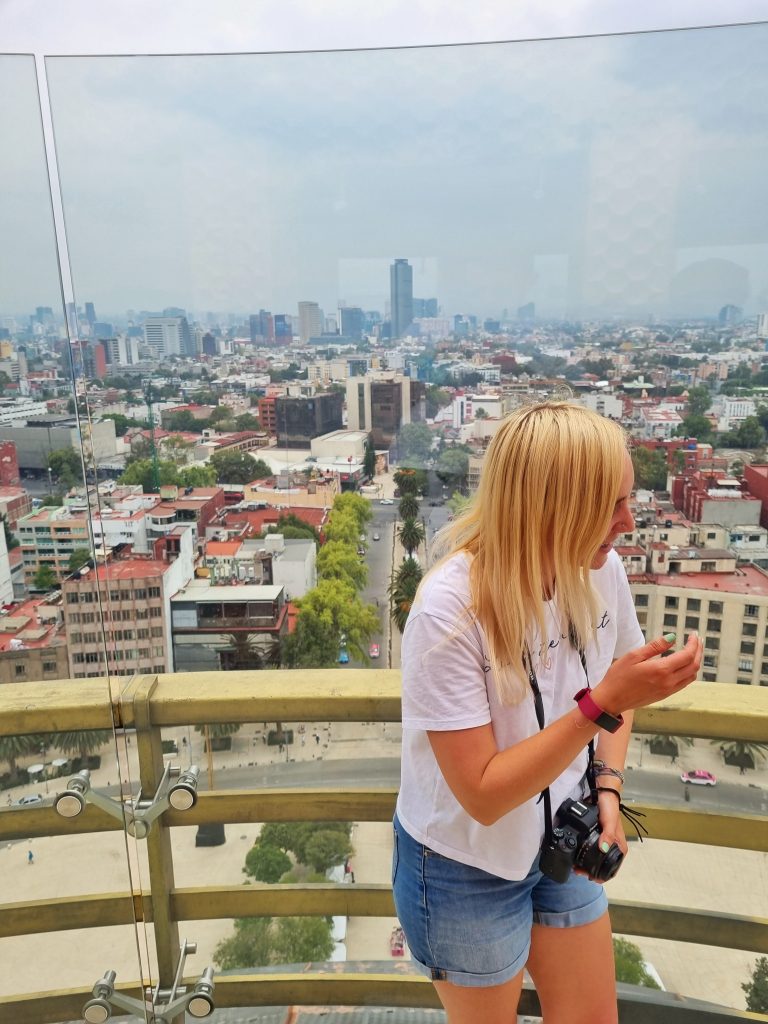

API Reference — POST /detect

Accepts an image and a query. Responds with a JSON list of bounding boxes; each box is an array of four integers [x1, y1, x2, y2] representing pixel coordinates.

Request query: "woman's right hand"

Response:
[[591, 632, 703, 716]]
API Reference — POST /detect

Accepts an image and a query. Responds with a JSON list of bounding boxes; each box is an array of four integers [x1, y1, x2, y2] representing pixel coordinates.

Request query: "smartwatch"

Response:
[[573, 687, 624, 733]]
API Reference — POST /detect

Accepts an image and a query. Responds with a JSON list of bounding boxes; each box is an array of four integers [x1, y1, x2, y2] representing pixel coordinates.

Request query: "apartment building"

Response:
[[19, 506, 91, 586], [170, 579, 290, 673], [0, 595, 68, 685], [203, 533, 316, 600], [61, 528, 194, 679]]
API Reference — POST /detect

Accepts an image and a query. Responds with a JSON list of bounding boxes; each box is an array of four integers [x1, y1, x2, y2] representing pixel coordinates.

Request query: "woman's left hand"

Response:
[[596, 788, 628, 860]]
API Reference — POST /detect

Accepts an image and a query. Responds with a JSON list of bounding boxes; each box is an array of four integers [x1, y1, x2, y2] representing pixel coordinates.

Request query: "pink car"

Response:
[[680, 769, 717, 786]]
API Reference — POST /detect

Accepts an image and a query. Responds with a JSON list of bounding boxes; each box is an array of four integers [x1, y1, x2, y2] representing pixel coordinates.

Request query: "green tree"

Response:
[[210, 450, 271, 484], [398, 495, 420, 520], [316, 540, 367, 591], [119, 458, 180, 492], [0, 734, 44, 777], [734, 416, 766, 449], [712, 738, 768, 770], [397, 468, 428, 495], [50, 729, 112, 761], [68, 548, 92, 574], [208, 404, 236, 426], [163, 409, 199, 432], [331, 492, 373, 533], [398, 517, 425, 557], [265, 513, 319, 544], [363, 437, 376, 478], [256, 821, 352, 864], [613, 937, 661, 988], [435, 447, 470, 490], [323, 508, 360, 547], [48, 448, 83, 488], [101, 413, 142, 437], [389, 557, 424, 633], [282, 579, 378, 667], [234, 412, 261, 431], [1, 514, 19, 550], [743, 956, 768, 1013], [161, 435, 194, 465], [686, 386, 711, 417], [32, 564, 58, 591], [177, 464, 218, 488], [214, 915, 334, 970], [631, 448, 668, 491], [447, 491, 472, 518], [674, 415, 715, 444], [425, 385, 450, 419], [397, 422, 434, 467], [244, 843, 292, 883], [302, 829, 353, 874]]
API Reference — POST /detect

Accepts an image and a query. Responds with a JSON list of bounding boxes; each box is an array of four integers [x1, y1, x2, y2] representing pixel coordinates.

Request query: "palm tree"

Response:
[[712, 739, 768, 771], [398, 495, 419, 520], [50, 730, 112, 763], [0, 734, 44, 779], [389, 558, 424, 633], [398, 517, 425, 557]]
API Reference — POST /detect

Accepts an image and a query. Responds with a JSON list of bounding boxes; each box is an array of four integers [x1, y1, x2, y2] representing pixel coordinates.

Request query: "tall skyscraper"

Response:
[[340, 306, 364, 341], [390, 259, 413, 339], [298, 302, 323, 344], [143, 316, 193, 357], [84, 302, 96, 327]]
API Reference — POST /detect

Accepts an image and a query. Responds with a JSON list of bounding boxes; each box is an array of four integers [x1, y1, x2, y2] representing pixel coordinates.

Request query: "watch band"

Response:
[[573, 687, 624, 733]]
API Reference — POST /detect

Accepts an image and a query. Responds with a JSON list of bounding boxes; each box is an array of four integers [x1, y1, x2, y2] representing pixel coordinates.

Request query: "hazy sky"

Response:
[[2, 2, 768, 322]]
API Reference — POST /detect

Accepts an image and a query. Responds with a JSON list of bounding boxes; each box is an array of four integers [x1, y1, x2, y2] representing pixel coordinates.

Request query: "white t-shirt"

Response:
[[395, 549, 644, 880]]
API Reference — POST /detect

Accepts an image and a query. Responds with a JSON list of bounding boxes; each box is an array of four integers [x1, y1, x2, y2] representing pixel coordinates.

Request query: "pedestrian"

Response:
[[393, 402, 702, 1022], [314, 733, 320, 745], [27, 849, 34, 865]]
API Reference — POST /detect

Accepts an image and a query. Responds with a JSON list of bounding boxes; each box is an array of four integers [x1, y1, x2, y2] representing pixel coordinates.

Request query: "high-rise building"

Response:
[[390, 259, 413, 339], [249, 310, 275, 345], [413, 297, 438, 318], [298, 302, 323, 344], [339, 307, 364, 341], [345, 371, 425, 448], [757, 312, 768, 338], [84, 302, 96, 327], [274, 314, 292, 344], [274, 392, 344, 448], [144, 316, 193, 357]]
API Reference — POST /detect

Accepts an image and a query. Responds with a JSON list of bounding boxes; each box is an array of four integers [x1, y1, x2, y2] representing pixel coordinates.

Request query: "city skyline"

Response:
[[3, 22, 768, 321]]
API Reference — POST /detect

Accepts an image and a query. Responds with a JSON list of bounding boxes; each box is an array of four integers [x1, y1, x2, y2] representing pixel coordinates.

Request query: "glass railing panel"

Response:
[[32, 17, 768, 1019], [0, 51, 147, 1011]]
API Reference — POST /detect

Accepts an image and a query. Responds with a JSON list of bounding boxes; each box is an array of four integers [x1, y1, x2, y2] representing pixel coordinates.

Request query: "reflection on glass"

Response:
[[0, 21, 765, 1016]]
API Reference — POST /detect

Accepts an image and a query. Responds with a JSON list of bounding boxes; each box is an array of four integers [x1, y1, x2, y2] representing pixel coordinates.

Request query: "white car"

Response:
[[380, 498, 394, 505], [17, 794, 43, 806]]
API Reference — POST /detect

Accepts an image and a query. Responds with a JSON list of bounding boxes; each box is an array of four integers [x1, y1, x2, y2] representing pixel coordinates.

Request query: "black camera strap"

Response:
[[523, 642, 595, 850]]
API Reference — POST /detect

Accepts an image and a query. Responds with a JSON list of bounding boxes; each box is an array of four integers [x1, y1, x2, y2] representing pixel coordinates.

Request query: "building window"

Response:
[[700, 561, 715, 572], [741, 641, 756, 655], [706, 618, 721, 633], [743, 623, 758, 637], [136, 609, 148, 620], [706, 532, 717, 540], [66, 592, 79, 604], [85, 652, 101, 664], [149, 587, 161, 598], [709, 601, 723, 614], [745, 604, 759, 617], [153, 664, 165, 673], [14, 664, 25, 676], [150, 607, 162, 618], [705, 637, 719, 650], [737, 678, 752, 685], [151, 626, 163, 637], [684, 616, 699, 630], [687, 598, 701, 611], [135, 588, 147, 600], [738, 658, 753, 671], [634, 594, 648, 607], [138, 629, 149, 639], [110, 590, 120, 601], [73, 653, 85, 664], [703, 654, 717, 668], [42, 661, 57, 672], [636, 612, 647, 626], [664, 596, 678, 609], [663, 613, 677, 628], [702, 672, 717, 682]]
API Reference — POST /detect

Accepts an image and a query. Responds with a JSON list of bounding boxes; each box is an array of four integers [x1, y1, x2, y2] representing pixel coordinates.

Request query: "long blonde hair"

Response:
[[431, 402, 628, 704]]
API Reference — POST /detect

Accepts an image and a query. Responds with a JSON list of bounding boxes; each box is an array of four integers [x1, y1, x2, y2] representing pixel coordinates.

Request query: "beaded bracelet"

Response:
[[592, 760, 625, 785]]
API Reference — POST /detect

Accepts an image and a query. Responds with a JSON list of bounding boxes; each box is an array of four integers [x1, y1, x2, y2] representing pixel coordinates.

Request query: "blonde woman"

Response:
[[392, 403, 701, 1024]]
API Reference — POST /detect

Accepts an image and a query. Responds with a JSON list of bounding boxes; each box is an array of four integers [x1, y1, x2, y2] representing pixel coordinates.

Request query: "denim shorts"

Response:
[[391, 814, 608, 988]]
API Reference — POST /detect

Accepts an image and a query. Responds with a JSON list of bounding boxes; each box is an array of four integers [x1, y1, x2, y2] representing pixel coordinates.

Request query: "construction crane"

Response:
[[143, 377, 161, 493]]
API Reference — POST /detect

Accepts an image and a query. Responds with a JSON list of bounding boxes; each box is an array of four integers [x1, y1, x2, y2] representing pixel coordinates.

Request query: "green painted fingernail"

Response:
[[600, 842, 610, 853], [663, 633, 676, 643]]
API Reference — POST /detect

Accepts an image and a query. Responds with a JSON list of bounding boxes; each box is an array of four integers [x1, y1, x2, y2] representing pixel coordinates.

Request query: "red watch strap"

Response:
[[574, 687, 624, 732]]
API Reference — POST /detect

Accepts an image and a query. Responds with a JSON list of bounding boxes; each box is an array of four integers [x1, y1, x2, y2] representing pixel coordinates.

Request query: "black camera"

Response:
[[539, 797, 624, 884]]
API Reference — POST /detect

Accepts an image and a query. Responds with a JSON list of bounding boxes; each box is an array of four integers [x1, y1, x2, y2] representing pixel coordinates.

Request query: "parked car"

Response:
[[17, 794, 43, 806], [369, 643, 380, 659], [680, 769, 717, 786], [357, 546, 365, 556], [380, 498, 394, 505], [372, 533, 380, 541]]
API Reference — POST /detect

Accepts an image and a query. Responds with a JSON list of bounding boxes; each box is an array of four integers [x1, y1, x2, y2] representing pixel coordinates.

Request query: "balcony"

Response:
[[0, 671, 766, 1023]]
